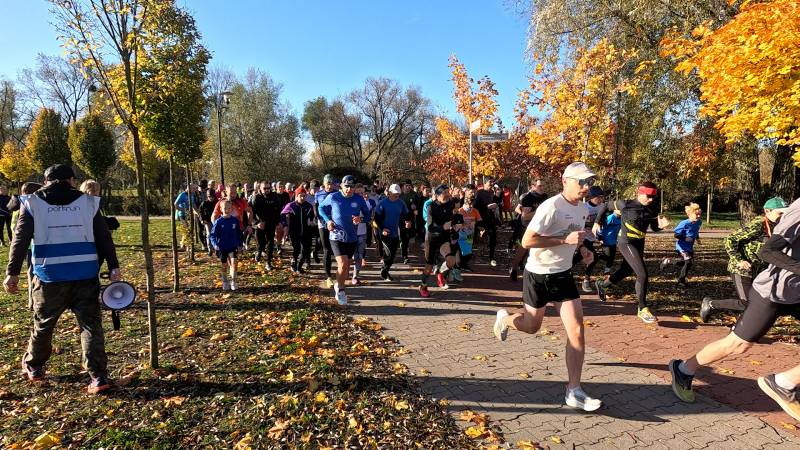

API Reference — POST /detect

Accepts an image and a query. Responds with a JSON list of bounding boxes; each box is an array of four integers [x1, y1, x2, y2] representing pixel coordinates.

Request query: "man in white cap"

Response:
[[492, 161, 602, 412], [374, 183, 410, 281]]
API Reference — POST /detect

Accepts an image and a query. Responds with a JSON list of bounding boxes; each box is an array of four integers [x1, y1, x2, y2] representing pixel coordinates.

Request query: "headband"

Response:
[[638, 186, 658, 196]]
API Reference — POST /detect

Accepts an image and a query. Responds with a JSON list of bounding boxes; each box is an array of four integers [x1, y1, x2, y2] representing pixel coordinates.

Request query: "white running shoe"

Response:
[[493, 309, 509, 341], [490, 259, 498, 267], [565, 387, 602, 412], [336, 290, 348, 306], [581, 279, 592, 293], [230, 280, 237, 291]]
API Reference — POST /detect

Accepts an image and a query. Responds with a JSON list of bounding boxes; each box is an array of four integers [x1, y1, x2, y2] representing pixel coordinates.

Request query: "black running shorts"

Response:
[[217, 249, 238, 263], [330, 240, 357, 258], [424, 233, 453, 266], [733, 290, 800, 343], [523, 269, 580, 309]]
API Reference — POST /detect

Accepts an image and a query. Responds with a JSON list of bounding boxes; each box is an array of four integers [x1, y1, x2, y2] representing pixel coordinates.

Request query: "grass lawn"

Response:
[[663, 211, 741, 230], [0, 218, 484, 449]]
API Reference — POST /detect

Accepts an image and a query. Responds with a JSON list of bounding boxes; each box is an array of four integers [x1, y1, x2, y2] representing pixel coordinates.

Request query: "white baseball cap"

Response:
[[562, 162, 596, 179], [388, 183, 402, 194]]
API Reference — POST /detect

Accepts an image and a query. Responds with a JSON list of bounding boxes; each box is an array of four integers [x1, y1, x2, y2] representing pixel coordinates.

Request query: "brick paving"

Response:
[[310, 246, 800, 449]]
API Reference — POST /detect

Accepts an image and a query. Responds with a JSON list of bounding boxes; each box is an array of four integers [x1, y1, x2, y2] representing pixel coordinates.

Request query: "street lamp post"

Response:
[[87, 83, 97, 114], [213, 91, 233, 186]]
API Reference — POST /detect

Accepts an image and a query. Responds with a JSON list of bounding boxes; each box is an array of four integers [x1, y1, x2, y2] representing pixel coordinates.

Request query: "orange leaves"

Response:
[[660, 0, 800, 150]]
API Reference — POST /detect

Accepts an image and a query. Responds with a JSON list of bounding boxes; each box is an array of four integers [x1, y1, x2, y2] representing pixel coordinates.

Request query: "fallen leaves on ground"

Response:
[[0, 222, 476, 450]]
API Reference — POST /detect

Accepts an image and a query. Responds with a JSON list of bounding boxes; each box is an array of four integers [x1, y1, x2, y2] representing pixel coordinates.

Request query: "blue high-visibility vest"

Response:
[[21, 194, 100, 282]]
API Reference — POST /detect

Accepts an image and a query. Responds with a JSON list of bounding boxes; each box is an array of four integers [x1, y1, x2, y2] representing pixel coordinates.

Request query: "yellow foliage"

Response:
[[0, 142, 37, 183], [661, 0, 800, 156]]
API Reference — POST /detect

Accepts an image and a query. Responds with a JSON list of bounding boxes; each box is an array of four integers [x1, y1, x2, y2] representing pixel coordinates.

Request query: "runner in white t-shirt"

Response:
[[493, 162, 602, 412]]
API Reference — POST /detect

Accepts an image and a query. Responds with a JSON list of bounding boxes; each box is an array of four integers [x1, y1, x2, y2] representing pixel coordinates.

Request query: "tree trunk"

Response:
[[771, 144, 796, 201], [706, 185, 712, 224], [131, 127, 158, 369], [733, 139, 760, 224], [169, 157, 179, 293], [186, 164, 195, 262]]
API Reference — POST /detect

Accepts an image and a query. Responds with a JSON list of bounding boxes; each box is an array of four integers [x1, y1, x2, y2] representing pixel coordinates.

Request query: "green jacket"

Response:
[[724, 216, 775, 277]]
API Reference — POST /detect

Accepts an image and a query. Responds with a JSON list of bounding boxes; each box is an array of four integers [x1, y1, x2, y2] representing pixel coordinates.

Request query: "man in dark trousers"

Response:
[[249, 181, 282, 270], [3, 164, 121, 394], [474, 177, 501, 267]]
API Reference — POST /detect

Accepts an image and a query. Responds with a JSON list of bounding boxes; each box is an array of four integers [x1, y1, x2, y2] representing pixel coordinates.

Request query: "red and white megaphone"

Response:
[[100, 274, 137, 330]]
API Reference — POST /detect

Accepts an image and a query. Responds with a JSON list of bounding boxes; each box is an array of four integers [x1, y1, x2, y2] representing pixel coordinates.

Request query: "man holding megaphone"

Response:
[[4, 164, 122, 395]]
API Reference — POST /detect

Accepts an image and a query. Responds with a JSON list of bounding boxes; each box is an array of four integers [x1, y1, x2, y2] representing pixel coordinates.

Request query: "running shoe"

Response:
[[452, 269, 463, 282], [264, 262, 273, 271], [419, 285, 430, 298], [638, 307, 657, 323], [509, 268, 518, 282], [230, 280, 238, 291], [382, 273, 393, 282], [325, 278, 335, 289], [581, 279, 592, 293], [335, 290, 348, 306], [490, 259, 497, 267], [87, 376, 112, 394], [660, 257, 671, 272], [21, 359, 45, 382], [565, 387, 602, 412], [403, 257, 410, 264], [351, 277, 359, 286], [493, 309, 509, 341], [222, 280, 230, 291], [254, 253, 262, 263], [668, 359, 695, 403], [758, 374, 800, 421], [595, 280, 607, 302], [699, 297, 713, 323], [437, 273, 446, 288]]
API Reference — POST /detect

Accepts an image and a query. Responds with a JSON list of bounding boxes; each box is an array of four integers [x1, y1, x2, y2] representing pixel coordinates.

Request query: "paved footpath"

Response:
[[312, 249, 800, 449]]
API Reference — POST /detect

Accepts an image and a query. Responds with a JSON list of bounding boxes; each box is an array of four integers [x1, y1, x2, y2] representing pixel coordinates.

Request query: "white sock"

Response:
[[775, 373, 797, 390], [334, 282, 340, 294], [678, 361, 695, 376]]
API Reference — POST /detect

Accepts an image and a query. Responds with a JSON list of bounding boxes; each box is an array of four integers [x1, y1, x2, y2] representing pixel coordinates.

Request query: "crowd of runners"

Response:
[[172, 161, 800, 421]]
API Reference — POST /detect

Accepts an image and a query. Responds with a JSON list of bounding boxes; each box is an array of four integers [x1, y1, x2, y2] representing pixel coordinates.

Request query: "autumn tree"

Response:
[[302, 77, 434, 179], [139, 4, 209, 290], [68, 114, 116, 182], [51, 0, 206, 368], [0, 80, 26, 146], [26, 107, 71, 171], [19, 54, 93, 124], [204, 68, 305, 183], [0, 142, 36, 189]]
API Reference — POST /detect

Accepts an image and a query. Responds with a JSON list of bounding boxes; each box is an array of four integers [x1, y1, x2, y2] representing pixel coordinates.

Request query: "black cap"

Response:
[[44, 164, 75, 182]]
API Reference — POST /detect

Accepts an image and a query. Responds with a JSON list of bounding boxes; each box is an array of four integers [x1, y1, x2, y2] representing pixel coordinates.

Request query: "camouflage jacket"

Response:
[[724, 216, 775, 277]]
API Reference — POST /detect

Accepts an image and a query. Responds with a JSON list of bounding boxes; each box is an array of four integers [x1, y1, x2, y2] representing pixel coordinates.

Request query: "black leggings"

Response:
[[478, 222, 497, 260], [290, 232, 313, 270], [399, 225, 412, 259], [318, 228, 333, 278], [0, 216, 9, 244], [610, 239, 648, 309], [256, 224, 277, 261], [596, 245, 616, 270], [381, 236, 400, 274], [708, 274, 752, 312]]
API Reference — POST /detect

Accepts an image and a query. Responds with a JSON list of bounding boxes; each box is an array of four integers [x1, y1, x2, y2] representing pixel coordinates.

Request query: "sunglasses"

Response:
[[569, 177, 596, 187], [646, 194, 657, 200]]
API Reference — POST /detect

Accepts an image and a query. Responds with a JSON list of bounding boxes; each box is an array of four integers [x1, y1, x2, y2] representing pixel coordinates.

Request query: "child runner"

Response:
[[661, 202, 702, 287], [458, 191, 482, 272], [493, 162, 602, 412], [596, 206, 621, 275], [210, 199, 243, 291]]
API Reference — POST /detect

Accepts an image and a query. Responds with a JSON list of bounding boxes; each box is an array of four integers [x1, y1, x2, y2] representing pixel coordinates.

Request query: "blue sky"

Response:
[[0, 0, 532, 125]]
